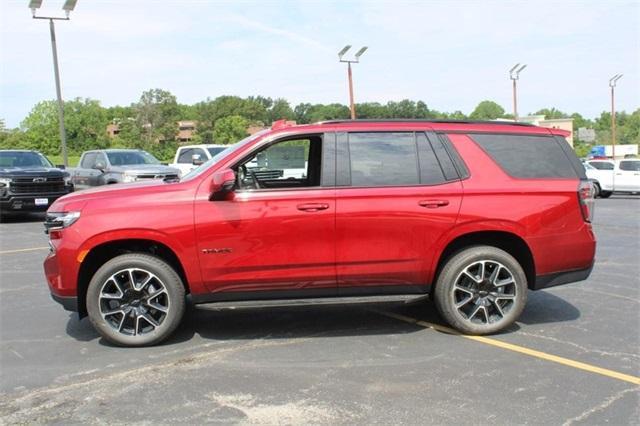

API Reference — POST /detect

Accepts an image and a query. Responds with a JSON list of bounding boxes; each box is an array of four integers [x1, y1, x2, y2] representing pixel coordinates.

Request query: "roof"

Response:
[[87, 149, 146, 153], [268, 119, 565, 137], [316, 119, 536, 127], [178, 144, 226, 149]]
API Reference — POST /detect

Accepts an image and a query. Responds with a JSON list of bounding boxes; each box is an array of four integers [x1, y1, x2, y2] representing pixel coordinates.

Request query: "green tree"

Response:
[[135, 89, 180, 145], [470, 101, 506, 120], [63, 98, 110, 152], [534, 108, 568, 119], [446, 110, 467, 120], [213, 115, 249, 145], [268, 98, 295, 123]]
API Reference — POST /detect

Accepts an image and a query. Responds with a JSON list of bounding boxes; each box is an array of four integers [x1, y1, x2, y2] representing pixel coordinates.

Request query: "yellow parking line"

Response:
[[377, 310, 640, 386], [0, 247, 49, 255]]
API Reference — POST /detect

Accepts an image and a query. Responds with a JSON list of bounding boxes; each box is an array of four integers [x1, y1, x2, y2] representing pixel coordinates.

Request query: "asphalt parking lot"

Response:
[[0, 197, 638, 424]]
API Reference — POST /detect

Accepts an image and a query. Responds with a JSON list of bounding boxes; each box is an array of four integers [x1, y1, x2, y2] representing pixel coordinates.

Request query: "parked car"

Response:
[[170, 144, 228, 176], [584, 159, 640, 197], [0, 150, 73, 215], [43, 120, 596, 346], [70, 149, 180, 190]]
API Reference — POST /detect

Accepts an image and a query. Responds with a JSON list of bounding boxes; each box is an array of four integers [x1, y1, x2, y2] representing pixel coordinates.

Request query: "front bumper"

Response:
[[0, 190, 72, 212], [51, 293, 78, 312]]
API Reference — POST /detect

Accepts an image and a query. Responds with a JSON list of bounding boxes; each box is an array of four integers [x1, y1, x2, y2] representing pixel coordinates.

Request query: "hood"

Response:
[[110, 164, 180, 175], [0, 167, 66, 177], [48, 179, 179, 212]]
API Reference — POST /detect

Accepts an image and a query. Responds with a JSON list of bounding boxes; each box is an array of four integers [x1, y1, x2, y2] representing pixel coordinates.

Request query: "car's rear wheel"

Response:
[[433, 246, 527, 335], [599, 190, 612, 198], [86, 253, 185, 347], [593, 182, 601, 198]]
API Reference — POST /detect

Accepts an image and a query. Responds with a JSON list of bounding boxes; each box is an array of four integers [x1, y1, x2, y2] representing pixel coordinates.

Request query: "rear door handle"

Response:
[[419, 199, 449, 208], [297, 203, 330, 212]]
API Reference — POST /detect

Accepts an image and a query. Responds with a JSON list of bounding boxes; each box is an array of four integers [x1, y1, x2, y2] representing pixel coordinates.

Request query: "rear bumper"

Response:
[[532, 262, 594, 290], [51, 293, 78, 312]]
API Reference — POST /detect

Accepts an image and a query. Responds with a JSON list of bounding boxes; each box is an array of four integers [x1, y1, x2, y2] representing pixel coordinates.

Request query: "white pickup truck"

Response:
[[584, 159, 640, 197], [170, 144, 228, 176]]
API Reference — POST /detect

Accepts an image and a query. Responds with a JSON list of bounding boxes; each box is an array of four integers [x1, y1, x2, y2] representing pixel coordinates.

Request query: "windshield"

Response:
[[106, 151, 160, 166], [207, 147, 227, 157], [181, 131, 268, 181], [0, 151, 53, 168]]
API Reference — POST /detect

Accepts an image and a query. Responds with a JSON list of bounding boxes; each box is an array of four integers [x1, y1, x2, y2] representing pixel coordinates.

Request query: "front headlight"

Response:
[[63, 173, 72, 186], [0, 177, 11, 188], [44, 211, 81, 233], [122, 172, 137, 183]]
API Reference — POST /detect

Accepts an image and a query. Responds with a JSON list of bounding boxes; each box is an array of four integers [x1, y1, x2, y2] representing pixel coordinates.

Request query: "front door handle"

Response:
[[297, 203, 330, 212], [419, 199, 449, 208]]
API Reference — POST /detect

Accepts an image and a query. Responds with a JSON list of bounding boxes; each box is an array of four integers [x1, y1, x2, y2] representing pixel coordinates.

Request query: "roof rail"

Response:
[[315, 119, 536, 127]]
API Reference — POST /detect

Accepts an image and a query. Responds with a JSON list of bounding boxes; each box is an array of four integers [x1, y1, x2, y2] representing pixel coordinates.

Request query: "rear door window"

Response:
[[619, 161, 640, 171], [470, 134, 579, 178], [348, 133, 420, 187], [588, 161, 614, 170]]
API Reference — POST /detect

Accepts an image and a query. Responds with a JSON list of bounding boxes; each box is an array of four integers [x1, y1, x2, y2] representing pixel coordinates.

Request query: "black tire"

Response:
[[86, 253, 185, 347], [593, 182, 601, 198], [599, 191, 612, 198], [433, 246, 527, 335]]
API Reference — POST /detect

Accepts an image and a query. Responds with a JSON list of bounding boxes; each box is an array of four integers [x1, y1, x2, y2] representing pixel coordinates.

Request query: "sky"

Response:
[[1, 0, 639, 128]]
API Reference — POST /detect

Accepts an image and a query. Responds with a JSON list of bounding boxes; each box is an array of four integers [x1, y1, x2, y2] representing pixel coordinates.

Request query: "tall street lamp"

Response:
[[338, 45, 367, 120], [29, 0, 78, 167], [509, 63, 527, 121], [609, 74, 623, 160]]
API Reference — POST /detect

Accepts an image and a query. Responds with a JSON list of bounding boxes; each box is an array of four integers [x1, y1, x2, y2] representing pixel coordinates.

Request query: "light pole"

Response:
[[338, 45, 367, 120], [29, 0, 78, 167], [609, 74, 623, 160], [509, 63, 527, 121]]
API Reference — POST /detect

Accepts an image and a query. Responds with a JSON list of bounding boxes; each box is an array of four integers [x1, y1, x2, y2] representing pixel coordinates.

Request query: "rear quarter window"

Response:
[[469, 134, 580, 178]]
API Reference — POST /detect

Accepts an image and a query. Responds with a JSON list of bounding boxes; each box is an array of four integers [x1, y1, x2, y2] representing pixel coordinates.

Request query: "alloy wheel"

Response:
[[452, 260, 517, 325], [99, 268, 170, 336]]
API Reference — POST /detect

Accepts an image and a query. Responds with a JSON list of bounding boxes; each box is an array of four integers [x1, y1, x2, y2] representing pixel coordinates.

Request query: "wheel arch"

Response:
[[76, 238, 190, 317], [432, 230, 536, 292]]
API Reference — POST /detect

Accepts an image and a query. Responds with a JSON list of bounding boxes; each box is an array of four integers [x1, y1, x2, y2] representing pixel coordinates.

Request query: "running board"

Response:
[[192, 294, 429, 310]]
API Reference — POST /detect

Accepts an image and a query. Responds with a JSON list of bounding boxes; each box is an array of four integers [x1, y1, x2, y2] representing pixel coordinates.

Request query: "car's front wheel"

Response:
[[86, 253, 186, 347], [433, 246, 527, 335]]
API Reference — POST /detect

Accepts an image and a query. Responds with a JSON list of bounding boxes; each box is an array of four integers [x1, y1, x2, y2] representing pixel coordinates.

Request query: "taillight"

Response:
[[578, 180, 595, 222]]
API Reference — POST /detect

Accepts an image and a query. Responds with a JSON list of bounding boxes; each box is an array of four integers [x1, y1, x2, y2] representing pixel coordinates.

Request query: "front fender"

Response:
[[78, 228, 204, 293]]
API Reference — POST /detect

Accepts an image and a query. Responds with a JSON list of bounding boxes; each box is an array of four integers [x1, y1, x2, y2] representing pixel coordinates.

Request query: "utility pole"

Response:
[[609, 74, 623, 160], [338, 45, 368, 120], [509, 63, 527, 121], [29, 0, 78, 167]]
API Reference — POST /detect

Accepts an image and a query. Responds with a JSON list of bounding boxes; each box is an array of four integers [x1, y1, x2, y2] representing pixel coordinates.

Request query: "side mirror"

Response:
[[192, 154, 204, 166], [56, 164, 66, 170], [94, 161, 106, 172], [210, 169, 236, 200]]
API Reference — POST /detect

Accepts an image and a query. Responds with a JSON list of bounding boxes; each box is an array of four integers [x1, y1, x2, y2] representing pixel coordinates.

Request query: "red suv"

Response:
[[44, 120, 596, 346]]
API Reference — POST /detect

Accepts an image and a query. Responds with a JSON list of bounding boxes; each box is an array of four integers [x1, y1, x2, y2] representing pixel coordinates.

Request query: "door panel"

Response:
[[615, 161, 640, 192], [334, 131, 462, 290], [194, 189, 336, 294], [335, 183, 462, 288]]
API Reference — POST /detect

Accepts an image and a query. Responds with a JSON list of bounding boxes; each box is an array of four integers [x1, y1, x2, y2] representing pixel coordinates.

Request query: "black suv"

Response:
[[0, 150, 74, 215]]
